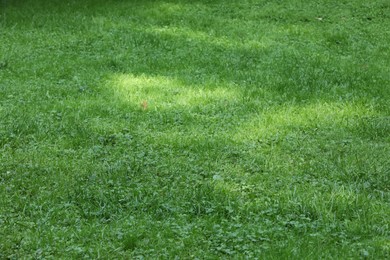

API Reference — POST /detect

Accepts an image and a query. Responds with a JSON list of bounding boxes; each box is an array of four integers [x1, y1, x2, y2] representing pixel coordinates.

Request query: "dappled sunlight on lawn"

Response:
[[107, 73, 241, 110], [144, 25, 274, 51], [2, 0, 389, 257], [232, 100, 379, 142]]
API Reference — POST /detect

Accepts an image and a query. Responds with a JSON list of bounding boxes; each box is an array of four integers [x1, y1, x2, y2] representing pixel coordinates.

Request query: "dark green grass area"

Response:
[[1, 0, 389, 258]]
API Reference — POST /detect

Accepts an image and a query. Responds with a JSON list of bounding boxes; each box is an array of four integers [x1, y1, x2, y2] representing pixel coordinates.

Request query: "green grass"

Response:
[[1, 0, 389, 258]]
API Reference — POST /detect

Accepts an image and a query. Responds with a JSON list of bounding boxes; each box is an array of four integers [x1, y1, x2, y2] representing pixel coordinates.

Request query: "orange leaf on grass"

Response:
[[141, 100, 148, 110]]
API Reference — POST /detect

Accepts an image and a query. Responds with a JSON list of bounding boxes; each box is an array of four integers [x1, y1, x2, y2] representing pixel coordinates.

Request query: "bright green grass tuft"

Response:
[[1, 0, 389, 258]]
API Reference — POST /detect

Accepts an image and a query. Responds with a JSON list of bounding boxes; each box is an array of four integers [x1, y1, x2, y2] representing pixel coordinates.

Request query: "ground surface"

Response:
[[1, 0, 389, 258]]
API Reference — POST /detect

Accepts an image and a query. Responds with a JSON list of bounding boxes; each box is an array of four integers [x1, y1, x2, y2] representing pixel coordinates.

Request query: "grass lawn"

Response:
[[1, 0, 389, 258]]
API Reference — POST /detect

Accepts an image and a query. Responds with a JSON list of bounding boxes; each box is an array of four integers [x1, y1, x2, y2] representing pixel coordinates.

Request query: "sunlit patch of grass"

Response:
[[109, 73, 240, 110], [233, 100, 378, 141], [145, 25, 274, 51]]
